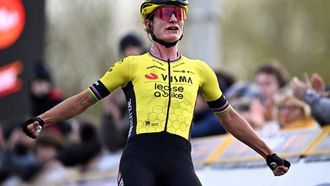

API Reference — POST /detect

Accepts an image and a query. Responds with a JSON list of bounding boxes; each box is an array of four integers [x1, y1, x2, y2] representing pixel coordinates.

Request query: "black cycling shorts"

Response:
[[117, 132, 202, 186]]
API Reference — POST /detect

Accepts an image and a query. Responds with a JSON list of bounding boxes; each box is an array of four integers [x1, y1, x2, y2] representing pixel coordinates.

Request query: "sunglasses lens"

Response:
[[155, 6, 186, 21]]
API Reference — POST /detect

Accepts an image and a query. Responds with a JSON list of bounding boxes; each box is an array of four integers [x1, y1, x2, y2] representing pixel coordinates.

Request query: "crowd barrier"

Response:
[[191, 126, 330, 168], [24, 126, 330, 186]]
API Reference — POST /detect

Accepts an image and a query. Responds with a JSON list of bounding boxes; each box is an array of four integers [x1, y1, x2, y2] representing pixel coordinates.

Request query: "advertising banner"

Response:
[[0, 0, 45, 124]]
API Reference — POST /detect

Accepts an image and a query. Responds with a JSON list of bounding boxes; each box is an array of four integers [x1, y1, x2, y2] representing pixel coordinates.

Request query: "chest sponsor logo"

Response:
[[161, 74, 193, 84], [145, 73, 193, 84], [145, 73, 158, 80], [154, 83, 184, 99], [145, 73, 193, 99]]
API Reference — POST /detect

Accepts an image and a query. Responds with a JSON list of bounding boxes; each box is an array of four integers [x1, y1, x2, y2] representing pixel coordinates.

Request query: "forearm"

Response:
[[217, 108, 273, 158], [39, 90, 96, 126]]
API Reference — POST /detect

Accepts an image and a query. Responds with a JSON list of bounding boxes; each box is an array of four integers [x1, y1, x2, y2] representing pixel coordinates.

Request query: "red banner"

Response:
[[0, 0, 26, 50], [0, 61, 23, 97], [0, 0, 45, 123]]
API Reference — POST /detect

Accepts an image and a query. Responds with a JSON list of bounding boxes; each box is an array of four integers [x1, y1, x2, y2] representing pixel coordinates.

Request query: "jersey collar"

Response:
[[148, 50, 181, 62]]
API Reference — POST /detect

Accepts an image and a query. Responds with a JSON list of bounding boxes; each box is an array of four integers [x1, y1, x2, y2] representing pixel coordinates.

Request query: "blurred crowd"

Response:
[[0, 33, 329, 185]]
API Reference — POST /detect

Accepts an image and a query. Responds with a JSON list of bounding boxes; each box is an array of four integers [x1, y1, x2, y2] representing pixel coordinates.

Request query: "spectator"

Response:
[[58, 121, 102, 172], [225, 80, 264, 131], [30, 61, 64, 116], [191, 93, 227, 138], [191, 70, 235, 138], [230, 96, 265, 130], [30, 61, 69, 136], [225, 81, 259, 101], [0, 123, 38, 185], [215, 70, 236, 96], [273, 91, 320, 130], [290, 73, 330, 126], [100, 33, 146, 152], [254, 60, 290, 121], [119, 33, 147, 58], [28, 132, 75, 185]]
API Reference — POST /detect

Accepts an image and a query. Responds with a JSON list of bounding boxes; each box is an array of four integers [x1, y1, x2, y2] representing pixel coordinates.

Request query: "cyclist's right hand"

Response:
[[22, 117, 45, 139]]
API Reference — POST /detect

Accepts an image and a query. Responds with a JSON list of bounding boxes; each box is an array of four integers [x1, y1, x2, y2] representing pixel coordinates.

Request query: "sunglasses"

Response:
[[154, 6, 187, 21]]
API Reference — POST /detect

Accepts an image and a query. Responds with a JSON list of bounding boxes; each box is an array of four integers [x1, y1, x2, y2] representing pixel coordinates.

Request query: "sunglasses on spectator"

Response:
[[154, 6, 187, 21]]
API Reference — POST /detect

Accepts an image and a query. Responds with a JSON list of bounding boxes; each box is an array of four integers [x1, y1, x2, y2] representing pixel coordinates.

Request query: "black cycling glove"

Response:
[[266, 153, 291, 170], [22, 117, 45, 139]]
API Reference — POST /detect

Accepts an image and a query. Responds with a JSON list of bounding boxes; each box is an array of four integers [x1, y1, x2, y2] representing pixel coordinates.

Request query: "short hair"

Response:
[[33, 61, 52, 82], [255, 60, 289, 88], [119, 33, 143, 54]]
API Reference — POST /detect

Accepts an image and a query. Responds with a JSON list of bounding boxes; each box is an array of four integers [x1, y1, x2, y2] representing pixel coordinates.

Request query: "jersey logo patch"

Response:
[[145, 73, 158, 80]]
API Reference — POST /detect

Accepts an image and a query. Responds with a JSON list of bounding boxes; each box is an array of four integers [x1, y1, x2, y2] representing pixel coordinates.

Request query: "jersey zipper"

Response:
[[164, 59, 171, 132]]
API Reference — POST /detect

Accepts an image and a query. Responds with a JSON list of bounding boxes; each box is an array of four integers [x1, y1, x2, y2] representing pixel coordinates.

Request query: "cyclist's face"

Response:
[[150, 6, 185, 42]]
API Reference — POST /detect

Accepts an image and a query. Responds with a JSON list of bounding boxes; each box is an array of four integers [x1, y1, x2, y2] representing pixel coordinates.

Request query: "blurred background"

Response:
[[45, 0, 330, 122], [1, 0, 329, 124], [0, 0, 329, 185]]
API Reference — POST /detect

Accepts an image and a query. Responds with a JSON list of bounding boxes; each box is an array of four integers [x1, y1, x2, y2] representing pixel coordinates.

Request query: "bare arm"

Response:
[[24, 90, 97, 138], [217, 107, 290, 176], [216, 107, 273, 158], [39, 90, 97, 125]]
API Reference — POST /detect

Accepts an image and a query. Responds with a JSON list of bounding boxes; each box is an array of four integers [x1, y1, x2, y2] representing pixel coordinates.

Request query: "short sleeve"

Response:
[[87, 57, 131, 101], [200, 62, 231, 114]]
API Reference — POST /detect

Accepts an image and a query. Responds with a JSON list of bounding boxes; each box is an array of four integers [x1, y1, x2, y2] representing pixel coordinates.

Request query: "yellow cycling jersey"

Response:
[[88, 52, 230, 140]]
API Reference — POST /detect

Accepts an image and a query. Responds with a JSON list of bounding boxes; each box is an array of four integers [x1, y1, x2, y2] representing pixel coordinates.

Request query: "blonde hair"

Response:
[[273, 90, 311, 120]]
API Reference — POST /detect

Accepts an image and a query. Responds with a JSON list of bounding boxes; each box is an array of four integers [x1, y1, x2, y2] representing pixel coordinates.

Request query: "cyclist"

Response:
[[23, 0, 290, 185]]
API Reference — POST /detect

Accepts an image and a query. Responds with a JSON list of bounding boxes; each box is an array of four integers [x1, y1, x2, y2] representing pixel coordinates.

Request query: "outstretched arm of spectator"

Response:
[[304, 90, 330, 124], [23, 90, 97, 138], [291, 76, 330, 125], [216, 108, 289, 176]]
